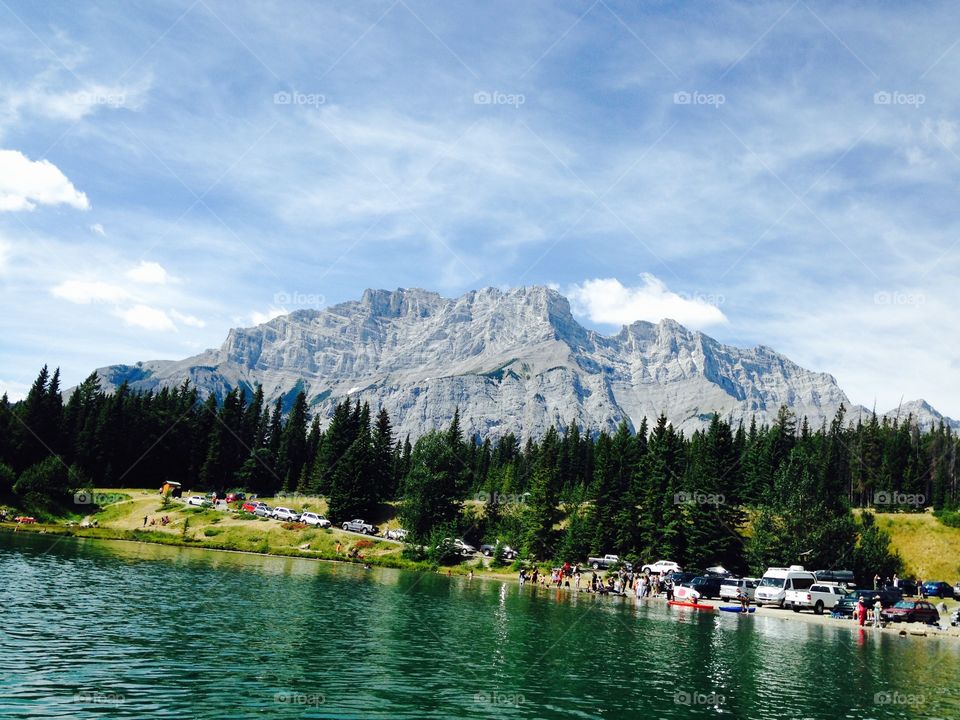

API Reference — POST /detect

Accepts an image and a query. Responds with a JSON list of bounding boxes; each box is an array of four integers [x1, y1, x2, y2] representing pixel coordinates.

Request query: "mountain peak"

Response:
[[89, 285, 955, 439]]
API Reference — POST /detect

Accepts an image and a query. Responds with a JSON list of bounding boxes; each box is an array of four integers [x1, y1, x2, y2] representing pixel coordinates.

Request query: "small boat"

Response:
[[719, 606, 756, 613], [668, 600, 714, 611]]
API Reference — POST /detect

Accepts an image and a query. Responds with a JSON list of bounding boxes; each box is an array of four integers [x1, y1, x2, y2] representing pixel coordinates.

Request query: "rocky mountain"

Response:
[[92, 286, 958, 439]]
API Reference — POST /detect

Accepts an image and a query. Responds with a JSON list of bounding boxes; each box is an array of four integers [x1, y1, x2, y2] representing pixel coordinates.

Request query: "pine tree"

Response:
[[370, 407, 395, 502], [520, 426, 561, 559], [399, 431, 463, 540], [277, 391, 309, 492]]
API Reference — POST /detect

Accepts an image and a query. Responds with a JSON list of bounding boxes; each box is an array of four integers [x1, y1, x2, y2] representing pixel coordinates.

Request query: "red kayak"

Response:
[[668, 600, 714, 611]]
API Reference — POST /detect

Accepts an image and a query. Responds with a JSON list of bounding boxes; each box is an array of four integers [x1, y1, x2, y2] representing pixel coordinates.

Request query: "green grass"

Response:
[[875, 511, 960, 581]]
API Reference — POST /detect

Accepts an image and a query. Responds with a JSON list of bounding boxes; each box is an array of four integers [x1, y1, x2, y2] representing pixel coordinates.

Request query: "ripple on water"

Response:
[[2, 534, 959, 719]]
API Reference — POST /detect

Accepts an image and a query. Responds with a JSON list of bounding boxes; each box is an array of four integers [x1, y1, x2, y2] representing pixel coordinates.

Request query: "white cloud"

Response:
[[0, 149, 90, 211], [51, 279, 129, 304], [90, 223, 106, 236], [567, 275, 728, 330], [249, 307, 287, 325], [126, 260, 169, 285], [170, 309, 205, 328], [0, 239, 8, 273], [116, 304, 176, 332], [0, 378, 30, 402], [7, 77, 151, 123]]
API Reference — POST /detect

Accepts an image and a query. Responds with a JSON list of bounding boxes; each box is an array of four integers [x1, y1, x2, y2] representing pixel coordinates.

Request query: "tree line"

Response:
[[3, 365, 957, 579]]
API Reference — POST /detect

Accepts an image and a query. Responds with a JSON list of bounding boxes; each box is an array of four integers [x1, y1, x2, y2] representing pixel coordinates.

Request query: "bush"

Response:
[[203, 528, 222, 537], [934, 509, 960, 528], [13, 457, 73, 515], [401, 542, 428, 562], [427, 528, 464, 565], [0, 462, 15, 501]]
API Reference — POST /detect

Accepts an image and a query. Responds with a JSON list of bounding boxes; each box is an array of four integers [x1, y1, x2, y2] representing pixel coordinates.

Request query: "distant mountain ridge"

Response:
[[92, 286, 959, 439]]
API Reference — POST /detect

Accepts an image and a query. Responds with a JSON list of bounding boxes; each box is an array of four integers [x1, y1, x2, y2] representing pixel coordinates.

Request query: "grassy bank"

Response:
[[0, 489, 518, 578], [874, 511, 960, 581]]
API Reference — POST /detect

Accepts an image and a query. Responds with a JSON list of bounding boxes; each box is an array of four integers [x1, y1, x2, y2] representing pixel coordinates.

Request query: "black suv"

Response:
[[687, 575, 724, 599], [835, 588, 903, 616], [667, 571, 698, 586]]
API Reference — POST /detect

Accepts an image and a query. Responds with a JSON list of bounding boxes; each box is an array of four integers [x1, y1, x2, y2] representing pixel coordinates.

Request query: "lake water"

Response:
[[1, 532, 959, 719]]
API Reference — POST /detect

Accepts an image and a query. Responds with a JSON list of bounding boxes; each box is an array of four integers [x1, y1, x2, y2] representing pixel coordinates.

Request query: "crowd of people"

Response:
[[518, 563, 679, 601]]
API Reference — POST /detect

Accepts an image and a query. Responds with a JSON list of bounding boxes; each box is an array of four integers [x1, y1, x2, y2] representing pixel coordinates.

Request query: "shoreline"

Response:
[[4, 522, 958, 643]]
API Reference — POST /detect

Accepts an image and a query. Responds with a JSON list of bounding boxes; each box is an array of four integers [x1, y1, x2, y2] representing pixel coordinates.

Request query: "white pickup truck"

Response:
[[785, 583, 848, 615]]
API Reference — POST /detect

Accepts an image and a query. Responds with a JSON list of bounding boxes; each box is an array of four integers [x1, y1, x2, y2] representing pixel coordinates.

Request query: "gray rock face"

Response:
[[91, 286, 957, 438]]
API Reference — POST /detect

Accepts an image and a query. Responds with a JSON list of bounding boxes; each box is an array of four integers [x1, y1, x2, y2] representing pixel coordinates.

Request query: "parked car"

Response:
[[921, 581, 955, 599], [835, 588, 903, 616], [642, 560, 681, 575], [881, 600, 940, 624], [588, 554, 631, 570], [444, 538, 476, 555], [813, 569, 856, 587], [300, 512, 331, 528], [254, 504, 273, 518], [480, 542, 516, 559], [704, 566, 732, 577], [668, 571, 699, 586], [890, 578, 918, 597], [786, 583, 849, 614], [341, 519, 376, 534], [685, 575, 724, 599], [272, 507, 301, 522], [240, 501, 261, 513], [225, 492, 246, 503], [186, 496, 209, 507], [719, 578, 758, 602], [754, 567, 817, 608]]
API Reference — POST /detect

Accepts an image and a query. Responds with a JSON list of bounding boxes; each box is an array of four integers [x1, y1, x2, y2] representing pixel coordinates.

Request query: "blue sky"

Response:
[[1, 0, 959, 416]]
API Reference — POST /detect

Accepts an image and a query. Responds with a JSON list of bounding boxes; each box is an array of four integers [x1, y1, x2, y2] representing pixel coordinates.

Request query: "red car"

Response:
[[881, 600, 940, 624], [241, 501, 262, 513], [226, 492, 246, 503]]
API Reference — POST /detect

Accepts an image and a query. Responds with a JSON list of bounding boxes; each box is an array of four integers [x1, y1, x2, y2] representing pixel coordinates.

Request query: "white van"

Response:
[[754, 566, 817, 607]]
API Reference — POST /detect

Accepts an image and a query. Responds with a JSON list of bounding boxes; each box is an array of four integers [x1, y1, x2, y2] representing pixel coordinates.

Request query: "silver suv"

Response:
[[719, 578, 758, 602]]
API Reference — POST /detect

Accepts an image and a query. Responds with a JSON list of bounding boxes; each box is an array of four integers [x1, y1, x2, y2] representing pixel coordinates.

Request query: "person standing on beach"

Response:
[[856, 597, 867, 627], [873, 597, 882, 628]]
